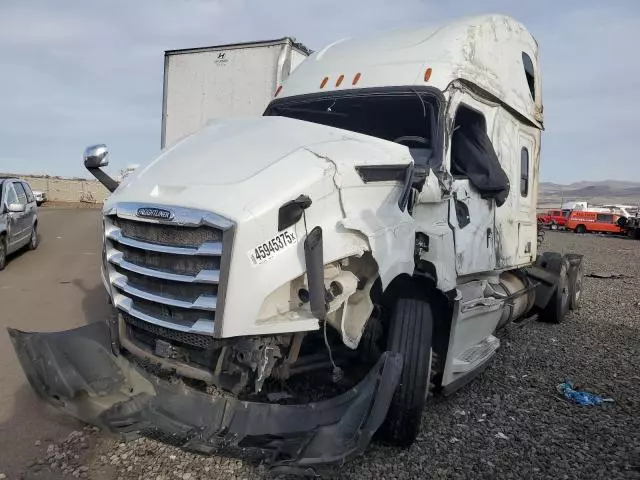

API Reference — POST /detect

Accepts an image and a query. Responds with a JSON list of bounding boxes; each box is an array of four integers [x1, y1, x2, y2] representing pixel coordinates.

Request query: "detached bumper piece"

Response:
[[7, 322, 402, 475]]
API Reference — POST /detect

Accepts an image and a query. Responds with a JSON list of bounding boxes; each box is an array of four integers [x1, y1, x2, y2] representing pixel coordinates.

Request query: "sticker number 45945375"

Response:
[[248, 228, 298, 266]]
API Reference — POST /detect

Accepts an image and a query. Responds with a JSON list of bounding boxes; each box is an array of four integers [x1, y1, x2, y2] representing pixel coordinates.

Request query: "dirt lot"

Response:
[[1, 209, 639, 479]]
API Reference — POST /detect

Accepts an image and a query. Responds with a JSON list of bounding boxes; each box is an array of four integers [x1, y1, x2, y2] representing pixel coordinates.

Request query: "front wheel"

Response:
[[379, 298, 433, 447], [575, 225, 587, 234]]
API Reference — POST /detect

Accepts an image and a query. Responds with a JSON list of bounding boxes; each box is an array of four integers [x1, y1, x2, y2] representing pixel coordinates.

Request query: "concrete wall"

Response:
[[18, 175, 109, 203]]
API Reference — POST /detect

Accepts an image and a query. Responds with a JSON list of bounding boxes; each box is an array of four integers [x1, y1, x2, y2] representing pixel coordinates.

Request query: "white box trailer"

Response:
[[161, 38, 310, 148]]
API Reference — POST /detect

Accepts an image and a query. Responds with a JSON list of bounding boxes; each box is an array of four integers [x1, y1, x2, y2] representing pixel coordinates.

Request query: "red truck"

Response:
[[537, 209, 571, 229]]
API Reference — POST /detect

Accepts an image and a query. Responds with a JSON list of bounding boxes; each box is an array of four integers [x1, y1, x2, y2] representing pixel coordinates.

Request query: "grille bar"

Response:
[[108, 241, 221, 277], [123, 313, 219, 350], [114, 293, 215, 334], [107, 251, 220, 284], [115, 217, 222, 248], [112, 273, 218, 311], [106, 225, 222, 256]]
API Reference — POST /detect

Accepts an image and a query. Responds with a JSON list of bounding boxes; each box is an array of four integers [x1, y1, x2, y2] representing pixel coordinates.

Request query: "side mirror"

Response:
[[7, 203, 26, 213], [83, 144, 120, 193], [84, 144, 109, 168]]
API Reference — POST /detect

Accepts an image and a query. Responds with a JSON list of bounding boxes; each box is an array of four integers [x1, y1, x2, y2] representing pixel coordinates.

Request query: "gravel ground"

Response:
[[14, 231, 640, 480]]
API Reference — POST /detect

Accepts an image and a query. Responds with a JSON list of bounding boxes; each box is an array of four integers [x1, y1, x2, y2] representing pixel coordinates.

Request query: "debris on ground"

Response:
[[585, 272, 633, 279], [557, 381, 614, 406]]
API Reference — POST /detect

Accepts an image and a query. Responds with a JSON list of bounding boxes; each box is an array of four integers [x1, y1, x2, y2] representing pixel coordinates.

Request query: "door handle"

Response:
[[486, 228, 492, 248]]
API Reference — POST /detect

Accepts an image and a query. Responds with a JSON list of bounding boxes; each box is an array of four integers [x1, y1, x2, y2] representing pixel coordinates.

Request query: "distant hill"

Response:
[[538, 180, 640, 208]]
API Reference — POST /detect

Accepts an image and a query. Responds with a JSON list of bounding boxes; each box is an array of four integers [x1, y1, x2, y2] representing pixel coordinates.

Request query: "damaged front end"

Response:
[[8, 321, 402, 475]]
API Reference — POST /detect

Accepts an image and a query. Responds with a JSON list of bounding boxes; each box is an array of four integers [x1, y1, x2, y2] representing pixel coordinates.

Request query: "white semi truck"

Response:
[[9, 15, 584, 475]]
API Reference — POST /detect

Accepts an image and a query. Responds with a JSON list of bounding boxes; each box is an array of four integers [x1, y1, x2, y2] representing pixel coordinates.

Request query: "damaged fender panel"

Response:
[[7, 322, 402, 471], [304, 142, 417, 289]]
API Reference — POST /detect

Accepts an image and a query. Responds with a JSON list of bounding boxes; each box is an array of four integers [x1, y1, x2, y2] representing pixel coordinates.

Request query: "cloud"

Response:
[[0, 0, 638, 181]]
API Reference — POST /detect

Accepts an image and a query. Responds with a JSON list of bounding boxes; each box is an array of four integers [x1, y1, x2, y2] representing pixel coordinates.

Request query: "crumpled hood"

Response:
[[107, 116, 412, 222]]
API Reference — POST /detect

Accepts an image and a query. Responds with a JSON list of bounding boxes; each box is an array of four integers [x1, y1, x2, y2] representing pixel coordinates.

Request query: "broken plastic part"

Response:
[[7, 322, 402, 473]]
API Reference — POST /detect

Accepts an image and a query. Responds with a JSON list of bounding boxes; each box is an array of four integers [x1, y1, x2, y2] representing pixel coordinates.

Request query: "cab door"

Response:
[[445, 92, 498, 275], [515, 131, 537, 265], [449, 180, 496, 274]]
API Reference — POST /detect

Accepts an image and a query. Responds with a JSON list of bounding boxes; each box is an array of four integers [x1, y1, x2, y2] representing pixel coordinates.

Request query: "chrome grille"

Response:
[[113, 265, 218, 304], [115, 217, 222, 248], [123, 313, 218, 350], [115, 243, 221, 276], [104, 203, 234, 336]]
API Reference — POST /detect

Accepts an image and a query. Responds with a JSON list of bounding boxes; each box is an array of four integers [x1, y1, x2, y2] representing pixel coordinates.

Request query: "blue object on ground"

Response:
[[556, 381, 614, 406]]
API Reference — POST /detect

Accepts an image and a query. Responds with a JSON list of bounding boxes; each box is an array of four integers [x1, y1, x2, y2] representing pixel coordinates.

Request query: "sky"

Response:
[[0, 0, 639, 183]]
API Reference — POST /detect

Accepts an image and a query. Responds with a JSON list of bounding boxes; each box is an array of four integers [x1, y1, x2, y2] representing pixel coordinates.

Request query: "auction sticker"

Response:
[[248, 228, 298, 266]]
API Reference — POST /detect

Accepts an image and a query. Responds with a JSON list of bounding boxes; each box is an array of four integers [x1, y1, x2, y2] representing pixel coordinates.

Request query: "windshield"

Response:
[[266, 91, 441, 166]]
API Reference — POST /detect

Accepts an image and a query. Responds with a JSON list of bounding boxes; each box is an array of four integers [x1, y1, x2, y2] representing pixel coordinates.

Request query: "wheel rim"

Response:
[[31, 227, 37, 248], [0, 243, 5, 266], [574, 270, 583, 303], [559, 269, 570, 312], [561, 284, 570, 309]]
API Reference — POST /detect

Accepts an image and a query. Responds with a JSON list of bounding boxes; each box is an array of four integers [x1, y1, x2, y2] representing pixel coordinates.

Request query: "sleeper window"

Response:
[[522, 52, 535, 101], [520, 147, 529, 197]]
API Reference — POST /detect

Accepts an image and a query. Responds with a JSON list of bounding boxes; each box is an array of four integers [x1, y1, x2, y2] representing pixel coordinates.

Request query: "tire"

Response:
[[0, 235, 6, 271], [28, 224, 38, 250], [575, 225, 586, 234], [540, 258, 570, 323], [379, 298, 433, 447], [568, 260, 583, 310]]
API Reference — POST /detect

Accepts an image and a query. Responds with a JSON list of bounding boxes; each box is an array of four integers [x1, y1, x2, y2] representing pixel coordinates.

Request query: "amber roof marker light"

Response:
[[320, 77, 329, 88], [352, 72, 362, 85], [424, 67, 433, 82]]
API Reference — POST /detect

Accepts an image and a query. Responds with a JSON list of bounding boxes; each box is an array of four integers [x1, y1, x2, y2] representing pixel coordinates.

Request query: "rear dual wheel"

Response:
[[568, 260, 583, 310], [537, 252, 582, 323]]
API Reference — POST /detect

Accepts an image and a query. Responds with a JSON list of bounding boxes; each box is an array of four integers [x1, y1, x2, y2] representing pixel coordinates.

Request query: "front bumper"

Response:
[[8, 322, 402, 475]]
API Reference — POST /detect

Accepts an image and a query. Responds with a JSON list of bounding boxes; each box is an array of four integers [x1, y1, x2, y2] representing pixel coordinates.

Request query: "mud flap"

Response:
[[7, 322, 403, 473]]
